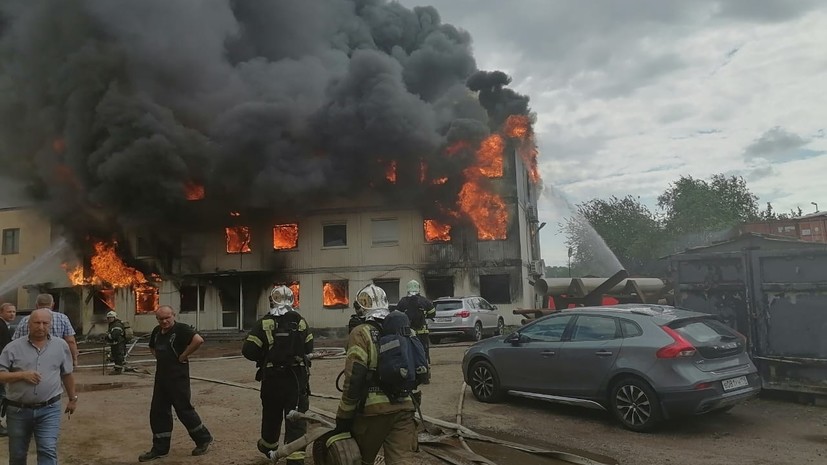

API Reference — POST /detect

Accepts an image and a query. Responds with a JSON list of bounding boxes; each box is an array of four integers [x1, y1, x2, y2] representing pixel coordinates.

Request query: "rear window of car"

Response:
[[671, 318, 738, 344], [435, 301, 463, 312]]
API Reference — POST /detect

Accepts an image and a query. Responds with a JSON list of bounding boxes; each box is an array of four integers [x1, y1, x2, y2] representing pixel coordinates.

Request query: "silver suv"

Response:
[[461, 304, 761, 432], [428, 296, 505, 343]]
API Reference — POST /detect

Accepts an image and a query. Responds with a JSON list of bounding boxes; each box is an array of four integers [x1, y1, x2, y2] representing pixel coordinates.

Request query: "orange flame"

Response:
[[504, 114, 541, 183], [230, 211, 241, 217], [289, 282, 301, 308], [226, 226, 252, 253], [420, 159, 427, 183], [184, 181, 205, 200], [97, 289, 115, 310], [458, 174, 508, 240], [273, 224, 299, 250], [432, 177, 448, 185], [385, 160, 397, 183], [445, 140, 470, 156], [476, 134, 504, 178], [424, 219, 451, 242], [323, 281, 349, 307]]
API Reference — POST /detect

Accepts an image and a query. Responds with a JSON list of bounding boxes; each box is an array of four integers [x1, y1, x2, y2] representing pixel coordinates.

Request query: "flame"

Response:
[[420, 159, 427, 183], [503, 115, 541, 183], [323, 281, 349, 307], [273, 224, 299, 250], [184, 181, 205, 200], [385, 160, 397, 183], [424, 219, 451, 242], [230, 211, 241, 217], [135, 285, 159, 314], [445, 140, 471, 156], [226, 226, 252, 253], [476, 134, 504, 178], [432, 177, 448, 185], [289, 282, 300, 308], [458, 174, 508, 240], [97, 289, 115, 310]]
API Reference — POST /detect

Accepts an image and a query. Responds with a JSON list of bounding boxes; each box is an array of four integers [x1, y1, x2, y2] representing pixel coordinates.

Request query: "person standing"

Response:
[[333, 284, 417, 465], [0, 302, 17, 437], [0, 308, 78, 465], [104, 310, 127, 375], [138, 305, 213, 462], [242, 285, 314, 463], [13, 294, 79, 367], [395, 280, 435, 367]]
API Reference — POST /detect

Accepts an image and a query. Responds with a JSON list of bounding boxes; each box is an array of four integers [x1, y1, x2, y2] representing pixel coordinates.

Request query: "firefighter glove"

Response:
[[333, 417, 354, 435]]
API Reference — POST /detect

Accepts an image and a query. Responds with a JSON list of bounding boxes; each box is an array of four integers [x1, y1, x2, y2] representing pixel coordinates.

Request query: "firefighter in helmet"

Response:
[[333, 284, 417, 465], [242, 285, 314, 464], [105, 310, 127, 375], [395, 280, 435, 368]]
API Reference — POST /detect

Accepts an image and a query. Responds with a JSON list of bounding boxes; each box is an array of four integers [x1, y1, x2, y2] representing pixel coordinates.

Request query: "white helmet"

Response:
[[106, 310, 118, 319], [269, 285, 295, 316], [356, 284, 389, 321], [406, 279, 421, 296]]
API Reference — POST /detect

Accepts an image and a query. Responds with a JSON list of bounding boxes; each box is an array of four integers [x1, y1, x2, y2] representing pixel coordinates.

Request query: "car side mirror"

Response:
[[491, 304, 498, 311], [505, 332, 528, 345]]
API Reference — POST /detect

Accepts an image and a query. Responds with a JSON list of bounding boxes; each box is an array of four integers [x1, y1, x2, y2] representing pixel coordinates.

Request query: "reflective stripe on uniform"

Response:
[[246, 335, 263, 347], [262, 319, 275, 345], [153, 432, 172, 439]]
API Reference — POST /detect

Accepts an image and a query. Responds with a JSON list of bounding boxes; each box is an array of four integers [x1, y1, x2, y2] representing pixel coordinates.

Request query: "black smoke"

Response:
[[0, 0, 534, 250]]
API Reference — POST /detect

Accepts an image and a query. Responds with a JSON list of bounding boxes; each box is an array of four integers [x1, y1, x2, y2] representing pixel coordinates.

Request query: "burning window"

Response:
[[323, 280, 349, 309], [476, 134, 504, 178], [423, 219, 451, 243], [480, 274, 511, 304], [289, 282, 300, 308], [385, 160, 397, 183], [458, 181, 508, 240], [226, 226, 252, 253], [371, 218, 398, 246], [135, 284, 159, 314], [184, 181, 205, 200], [273, 224, 299, 250], [94, 289, 115, 316], [323, 224, 347, 247]]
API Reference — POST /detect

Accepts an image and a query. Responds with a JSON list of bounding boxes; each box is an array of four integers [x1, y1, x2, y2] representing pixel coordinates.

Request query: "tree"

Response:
[[563, 195, 663, 276], [657, 174, 759, 237]]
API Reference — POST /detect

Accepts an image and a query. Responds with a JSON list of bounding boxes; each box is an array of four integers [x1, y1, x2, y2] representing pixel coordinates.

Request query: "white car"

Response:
[[428, 296, 505, 343]]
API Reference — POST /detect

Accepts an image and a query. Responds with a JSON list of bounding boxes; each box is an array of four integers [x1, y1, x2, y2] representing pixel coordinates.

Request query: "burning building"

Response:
[[0, 1, 546, 335]]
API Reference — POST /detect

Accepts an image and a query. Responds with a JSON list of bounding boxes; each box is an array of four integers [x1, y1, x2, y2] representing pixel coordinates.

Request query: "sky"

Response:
[[398, 0, 827, 266]]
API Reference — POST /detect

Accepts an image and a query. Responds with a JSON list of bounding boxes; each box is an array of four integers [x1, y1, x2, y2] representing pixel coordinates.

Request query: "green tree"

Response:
[[563, 195, 663, 276], [657, 174, 759, 237]]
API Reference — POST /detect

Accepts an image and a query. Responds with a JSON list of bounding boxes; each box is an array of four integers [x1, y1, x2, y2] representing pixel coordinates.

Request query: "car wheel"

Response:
[[469, 360, 504, 403], [471, 322, 483, 341], [610, 377, 662, 432], [495, 318, 505, 336]]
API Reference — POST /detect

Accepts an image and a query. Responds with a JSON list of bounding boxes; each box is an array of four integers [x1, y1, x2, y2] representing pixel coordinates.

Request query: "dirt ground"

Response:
[[1, 338, 825, 465]]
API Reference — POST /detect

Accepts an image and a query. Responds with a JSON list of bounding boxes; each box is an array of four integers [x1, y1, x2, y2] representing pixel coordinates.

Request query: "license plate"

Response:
[[721, 375, 748, 392], [435, 317, 452, 323]]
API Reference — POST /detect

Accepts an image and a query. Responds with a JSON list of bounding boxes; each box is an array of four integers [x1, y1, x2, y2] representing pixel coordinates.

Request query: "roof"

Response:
[[796, 210, 827, 220], [665, 231, 827, 258]]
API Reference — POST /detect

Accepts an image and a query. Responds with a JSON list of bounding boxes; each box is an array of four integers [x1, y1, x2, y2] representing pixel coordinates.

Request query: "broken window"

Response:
[[135, 284, 159, 314], [226, 226, 252, 253], [93, 289, 115, 317], [323, 280, 349, 309], [423, 219, 451, 243], [480, 274, 511, 304], [372, 218, 398, 246], [135, 236, 155, 258], [424, 276, 454, 300], [323, 224, 347, 247], [374, 279, 400, 305], [273, 224, 299, 250], [179, 285, 206, 313]]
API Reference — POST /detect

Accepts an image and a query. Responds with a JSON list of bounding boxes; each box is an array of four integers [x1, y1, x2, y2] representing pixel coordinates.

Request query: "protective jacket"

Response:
[[107, 320, 126, 344], [242, 311, 314, 368], [395, 294, 435, 335], [336, 322, 414, 420]]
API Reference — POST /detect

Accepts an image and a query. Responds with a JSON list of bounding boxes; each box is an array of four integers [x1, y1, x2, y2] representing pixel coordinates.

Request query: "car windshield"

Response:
[[435, 301, 463, 312], [671, 318, 739, 344]]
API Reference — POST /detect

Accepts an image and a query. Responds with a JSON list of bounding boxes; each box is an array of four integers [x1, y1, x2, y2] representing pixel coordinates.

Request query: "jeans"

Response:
[[6, 401, 62, 465]]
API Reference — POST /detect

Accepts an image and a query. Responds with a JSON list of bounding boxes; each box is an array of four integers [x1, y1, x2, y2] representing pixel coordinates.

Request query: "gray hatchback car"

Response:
[[461, 304, 761, 432]]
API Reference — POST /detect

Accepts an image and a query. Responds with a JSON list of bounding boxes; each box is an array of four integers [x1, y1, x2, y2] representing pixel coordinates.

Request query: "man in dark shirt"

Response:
[[0, 302, 16, 437], [138, 305, 213, 462]]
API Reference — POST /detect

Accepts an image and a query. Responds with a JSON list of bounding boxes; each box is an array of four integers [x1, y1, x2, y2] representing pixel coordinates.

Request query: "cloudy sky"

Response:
[[399, 0, 827, 266]]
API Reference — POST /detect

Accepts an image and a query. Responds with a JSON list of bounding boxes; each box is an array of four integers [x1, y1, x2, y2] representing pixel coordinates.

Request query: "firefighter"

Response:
[[242, 285, 313, 464], [395, 280, 435, 368], [105, 310, 127, 374], [333, 284, 417, 465]]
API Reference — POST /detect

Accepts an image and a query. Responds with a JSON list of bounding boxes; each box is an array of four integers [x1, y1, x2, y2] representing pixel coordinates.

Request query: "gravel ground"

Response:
[[1, 339, 824, 465]]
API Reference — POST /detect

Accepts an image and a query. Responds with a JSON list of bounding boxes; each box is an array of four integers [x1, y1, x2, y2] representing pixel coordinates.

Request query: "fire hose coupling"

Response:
[[286, 409, 335, 428]]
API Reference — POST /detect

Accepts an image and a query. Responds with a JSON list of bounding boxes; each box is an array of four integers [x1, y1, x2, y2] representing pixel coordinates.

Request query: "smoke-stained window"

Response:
[[179, 285, 206, 313], [480, 274, 511, 304], [2, 228, 19, 255], [273, 224, 299, 250], [371, 218, 398, 246], [323, 224, 347, 247], [424, 276, 454, 300], [226, 226, 252, 253], [323, 280, 349, 309], [374, 279, 400, 304]]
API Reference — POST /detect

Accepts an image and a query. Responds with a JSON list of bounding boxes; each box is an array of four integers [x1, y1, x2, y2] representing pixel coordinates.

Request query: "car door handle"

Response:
[[595, 351, 613, 356], [541, 351, 556, 357]]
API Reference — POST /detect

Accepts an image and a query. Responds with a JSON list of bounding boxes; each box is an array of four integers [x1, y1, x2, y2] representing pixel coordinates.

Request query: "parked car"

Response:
[[461, 304, 761, 432], [429, 296, 505, 343]]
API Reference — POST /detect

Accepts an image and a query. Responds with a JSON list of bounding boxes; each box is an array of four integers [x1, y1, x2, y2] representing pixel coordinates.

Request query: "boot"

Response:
[[138, 449, 168, 462]]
